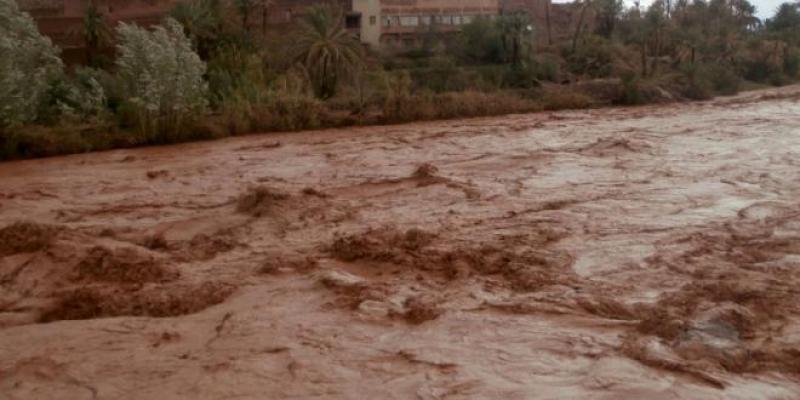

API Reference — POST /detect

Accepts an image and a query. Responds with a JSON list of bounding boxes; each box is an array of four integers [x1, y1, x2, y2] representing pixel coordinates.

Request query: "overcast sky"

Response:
[[552, 0, 789, 20]]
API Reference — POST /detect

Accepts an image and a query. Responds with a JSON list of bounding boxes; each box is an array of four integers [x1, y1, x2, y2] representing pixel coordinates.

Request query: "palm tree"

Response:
[[68, 0, 113, 67], [260, 0, 274, 37], [572, 0, 593, 53], [545, 0, 553, 45], [170, 0, 223, 59], [497, 12, 533, 66], [293, 4, 363, 99], [234, 0, 254, 32]]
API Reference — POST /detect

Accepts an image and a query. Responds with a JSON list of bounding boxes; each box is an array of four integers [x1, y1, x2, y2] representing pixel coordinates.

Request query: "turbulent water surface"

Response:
[[2, 86, 800, 399]]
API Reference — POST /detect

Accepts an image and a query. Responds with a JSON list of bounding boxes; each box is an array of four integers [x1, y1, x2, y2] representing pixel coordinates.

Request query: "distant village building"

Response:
[[352, 0, 501, 47], [18, 0, 589, 58], [18, 0, 176, 46]]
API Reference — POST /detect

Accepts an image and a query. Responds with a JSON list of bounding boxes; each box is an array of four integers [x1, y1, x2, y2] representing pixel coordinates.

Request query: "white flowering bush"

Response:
[[115, 18, 208, 141], [43, 67, 108, 122], [0, 0, 63, 127]]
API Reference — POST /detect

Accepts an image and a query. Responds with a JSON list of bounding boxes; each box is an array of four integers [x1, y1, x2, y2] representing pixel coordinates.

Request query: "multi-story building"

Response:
[[18, 0, 177, 46], [19, 0, 587, 59], [18, 0, 177, 62], [352, 0, 500, 47]]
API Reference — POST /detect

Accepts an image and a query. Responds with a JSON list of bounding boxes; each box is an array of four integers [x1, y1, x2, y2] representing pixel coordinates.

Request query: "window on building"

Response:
[[345, 14, 361, 29], [391, 16, 400, 26], [462, 15, 474, 24], [399, 16, 419, 26], [382, 16, 391, 27], [420, 15, 431, 25], [370, 15, 376, 25], [452, 16, 462, 25], [441, 15, 452, 25]]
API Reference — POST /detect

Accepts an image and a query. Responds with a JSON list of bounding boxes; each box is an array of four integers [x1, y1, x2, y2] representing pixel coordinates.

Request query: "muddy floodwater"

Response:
[[2, 86, 800, 399]]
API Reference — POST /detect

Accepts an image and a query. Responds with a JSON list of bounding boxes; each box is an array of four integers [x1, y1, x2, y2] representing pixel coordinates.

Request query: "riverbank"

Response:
[[0, 78, 774, 161]]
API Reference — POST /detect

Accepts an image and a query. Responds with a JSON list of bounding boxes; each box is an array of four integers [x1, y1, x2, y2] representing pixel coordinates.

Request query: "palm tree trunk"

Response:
[[545, 0, 553, 45], [262, 6, 267, 36], [641, 42, 648, 77], [572, 0, 590, 53]]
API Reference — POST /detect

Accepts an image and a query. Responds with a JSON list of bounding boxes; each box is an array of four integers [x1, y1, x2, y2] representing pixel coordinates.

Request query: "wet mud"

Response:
[[1, 86, 800, 398]]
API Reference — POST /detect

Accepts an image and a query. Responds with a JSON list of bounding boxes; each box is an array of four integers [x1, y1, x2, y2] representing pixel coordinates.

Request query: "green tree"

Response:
[[496, 12, 534, 66], [235, 0, 255, 32], [170, 0, 223, 59], [457, 16, 501, 63], [595, 0, 624, 38], [115, 18, 208, 140], [0, 0, 63, 127], [293, 4, 363, 99], [767, 2, 800, 43], [766, 2, 800, 76], [68, 1, 113, 67], [572, 0, 593, 53]]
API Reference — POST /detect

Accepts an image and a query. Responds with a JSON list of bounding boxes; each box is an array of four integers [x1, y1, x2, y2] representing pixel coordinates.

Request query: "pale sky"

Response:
[[552, 0, 788, 20]]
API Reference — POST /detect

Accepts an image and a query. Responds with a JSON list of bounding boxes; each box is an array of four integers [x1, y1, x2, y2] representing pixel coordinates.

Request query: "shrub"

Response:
[[619, 72, 642, 105], [677, 63, 740, 99], [743, 58, 781, 83], [253, 95, 324, 131], [41, 67, 108, 123], [0, 0, 63, 127], [541, 89, 595, 110], [708, 65, 740, 96], [115, 18, 208, 143], [383, 89, 542, 123], [0, 123, 121, 160], [535, 54, 562, 83], [565, 35, 614, 78], [502, 64, 541, 89], [434, 91, 542, 118], [783, 48, 800, 78], [453, 16, 502, 64], [207, 43, 274, 108], [680, 64, 713, 100]]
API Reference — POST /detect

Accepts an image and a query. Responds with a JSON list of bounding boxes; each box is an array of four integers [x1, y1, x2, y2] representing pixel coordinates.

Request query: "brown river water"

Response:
[[1, 86, 800, 399]]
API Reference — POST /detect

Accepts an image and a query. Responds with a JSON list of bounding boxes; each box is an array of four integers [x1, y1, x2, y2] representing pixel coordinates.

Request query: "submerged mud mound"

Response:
[[41, 281, 236, 322], [628, 277, 800, 376], [183, 233, 238, 261], [329, 227, 436, 263], [573, 137, 654, 157], [234, 184, 347, 227], [75, 246, 177, 283], [600, 218, 800, 380], [395, 295, 443, 325], [412, 163, 441, 180], [236, 186, 290, 217], [0, 222, 59, 257], [321, 227, 575, 326], [328, 227, 573, 291], [260, 252, 319, 274]]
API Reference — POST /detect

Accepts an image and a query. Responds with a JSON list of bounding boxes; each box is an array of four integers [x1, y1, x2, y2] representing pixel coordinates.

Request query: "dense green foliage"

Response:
[[0, 0, 63, 127], [115, 18, 208, 141], [293, 4, 364, 99]]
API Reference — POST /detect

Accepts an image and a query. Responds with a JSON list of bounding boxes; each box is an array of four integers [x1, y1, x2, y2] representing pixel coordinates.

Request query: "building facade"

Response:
[[19, 0, 587, 58], [352, 0, 501, 47], [18, 0, 177, 47]]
